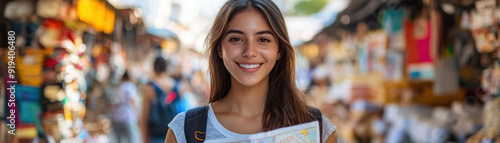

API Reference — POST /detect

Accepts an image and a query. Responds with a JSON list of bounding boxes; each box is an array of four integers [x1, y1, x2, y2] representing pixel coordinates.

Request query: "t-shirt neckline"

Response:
[[208, 103, 253, 138]]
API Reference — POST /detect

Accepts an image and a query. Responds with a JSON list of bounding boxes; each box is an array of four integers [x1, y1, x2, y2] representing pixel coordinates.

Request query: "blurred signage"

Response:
[[77, 0, 115, 34]]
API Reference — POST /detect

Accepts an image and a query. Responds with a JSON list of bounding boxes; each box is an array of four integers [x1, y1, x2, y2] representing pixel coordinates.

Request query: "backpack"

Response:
[[184, 106, 323, 143], [147, 81, 180, 138]]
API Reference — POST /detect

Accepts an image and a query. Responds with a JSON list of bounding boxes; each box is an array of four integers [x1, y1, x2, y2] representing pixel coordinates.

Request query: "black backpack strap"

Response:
[[184, 106, 209, 143], [308, 107, 323, 142]]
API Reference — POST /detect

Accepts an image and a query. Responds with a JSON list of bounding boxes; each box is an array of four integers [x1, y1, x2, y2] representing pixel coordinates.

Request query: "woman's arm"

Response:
[[140, 85, 154, 143], [164, 128, 177, 143], [325, 131, 338, 143]]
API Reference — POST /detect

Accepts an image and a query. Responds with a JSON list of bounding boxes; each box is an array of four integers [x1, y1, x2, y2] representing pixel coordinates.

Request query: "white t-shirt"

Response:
[[168, 104, 337, 143]]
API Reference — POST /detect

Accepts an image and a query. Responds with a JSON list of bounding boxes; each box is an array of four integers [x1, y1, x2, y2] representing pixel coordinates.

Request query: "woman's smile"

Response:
[[236, 62, 264, 73]]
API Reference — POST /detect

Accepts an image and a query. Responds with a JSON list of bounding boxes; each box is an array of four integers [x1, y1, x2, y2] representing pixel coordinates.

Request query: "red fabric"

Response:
[[60, 27, 75, 44], [44, 19, 64, 29], [404, 21, 419, 64], [44, 58, 58, 68], [165, 91, 177, 105], [405, 19, 435, 65]]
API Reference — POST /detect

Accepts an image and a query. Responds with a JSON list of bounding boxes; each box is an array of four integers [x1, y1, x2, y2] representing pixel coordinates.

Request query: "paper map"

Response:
[[205, 121, 320, 143]]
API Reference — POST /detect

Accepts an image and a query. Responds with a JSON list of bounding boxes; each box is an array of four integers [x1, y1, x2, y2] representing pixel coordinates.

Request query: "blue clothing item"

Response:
[[382, 8, 405, 34], [147, 81, 180, 138], [150, 137, 165, 143], [175, 91, 197, 113]]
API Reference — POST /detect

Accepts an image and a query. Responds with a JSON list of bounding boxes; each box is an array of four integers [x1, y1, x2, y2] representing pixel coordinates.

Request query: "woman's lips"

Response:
[[236, 62, 263, 73]]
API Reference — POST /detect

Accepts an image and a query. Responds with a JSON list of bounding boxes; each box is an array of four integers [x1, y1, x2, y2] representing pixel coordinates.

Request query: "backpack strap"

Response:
[[184, 106, 209, 143], [148, 82, 166, 97], [308, 107, 323, 142]]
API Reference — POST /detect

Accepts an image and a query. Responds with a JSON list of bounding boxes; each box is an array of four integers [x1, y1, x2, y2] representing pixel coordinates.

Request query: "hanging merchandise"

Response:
[[467, 98, 500, 142], [77, 0, 115, 34], [382, 8, 406, 51], [482, 98, 500, 140], [481, 62, 500, 98], [452, 30, 475, 67], [472, 0, 496, 29], [295, 53, 311, 91], [385, 49, 404, 81], [433, 57, 459, 95], [471, 27, 498, 53], [366, 30, 388, 75], [12, 84, 43, 139], [404, 16, 437, 80], [470, 0, 499, 53], [36, 0, 62, 19], [460, 11, 472, 30], [16, 48, 45, 87], [3, 0, 35, 21], [11, 22, 38, 48], [327, 41, 355, 82], [358, 44, 369, 74], [39, 19, 66, 48], [382, 8, 405, 35], [41, 83, 65, 112]]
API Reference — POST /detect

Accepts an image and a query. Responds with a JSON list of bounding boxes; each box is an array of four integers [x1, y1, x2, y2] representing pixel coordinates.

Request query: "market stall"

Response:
[[301, 0, 500, 142]]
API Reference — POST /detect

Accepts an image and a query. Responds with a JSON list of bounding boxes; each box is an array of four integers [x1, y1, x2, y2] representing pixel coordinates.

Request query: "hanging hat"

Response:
[[4, 1, 35, 21], [36, 0, 61, 19]]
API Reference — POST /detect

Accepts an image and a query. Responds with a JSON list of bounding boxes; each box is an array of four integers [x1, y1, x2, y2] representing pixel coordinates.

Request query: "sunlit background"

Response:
[[1, 0, 500, 143]]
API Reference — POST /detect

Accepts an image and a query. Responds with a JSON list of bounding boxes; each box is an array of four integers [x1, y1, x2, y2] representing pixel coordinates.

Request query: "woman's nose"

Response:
[[242, 41, 258, 58]]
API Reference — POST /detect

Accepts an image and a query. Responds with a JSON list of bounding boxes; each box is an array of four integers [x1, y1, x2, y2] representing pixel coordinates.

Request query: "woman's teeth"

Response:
[[239, 64, 261, 68]]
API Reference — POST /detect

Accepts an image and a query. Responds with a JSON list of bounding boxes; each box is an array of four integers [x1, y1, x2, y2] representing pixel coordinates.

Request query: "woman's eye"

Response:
[[258, 38, 270, 42], [229, 38, 242, 42]]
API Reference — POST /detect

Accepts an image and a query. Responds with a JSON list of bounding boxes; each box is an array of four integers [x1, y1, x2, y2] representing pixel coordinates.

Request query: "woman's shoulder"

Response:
[[170, 112, 186, 126], [168, 112, 187, 142], [321, 115, 337, 142]]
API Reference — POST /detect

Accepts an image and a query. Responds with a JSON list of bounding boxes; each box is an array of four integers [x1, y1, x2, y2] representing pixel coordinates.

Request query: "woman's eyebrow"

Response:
[[227, 29, 245, 35], [226, 29, 273, 36], [255, 30, 273, 35]]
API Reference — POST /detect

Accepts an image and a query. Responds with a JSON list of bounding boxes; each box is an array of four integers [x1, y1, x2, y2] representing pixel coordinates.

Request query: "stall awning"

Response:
[[146, 27, 177, 39]]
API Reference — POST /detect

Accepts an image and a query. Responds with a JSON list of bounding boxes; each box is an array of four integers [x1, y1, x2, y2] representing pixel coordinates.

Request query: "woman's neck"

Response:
[[219, 76, 269, 117], [154, 73, 168, 78]]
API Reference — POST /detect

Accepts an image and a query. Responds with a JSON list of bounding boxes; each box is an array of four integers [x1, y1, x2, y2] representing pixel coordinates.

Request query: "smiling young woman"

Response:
[[165, 0, 337, 143]]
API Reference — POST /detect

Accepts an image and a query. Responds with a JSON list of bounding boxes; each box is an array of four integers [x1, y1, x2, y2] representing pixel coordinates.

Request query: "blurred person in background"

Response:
[[170, 62, 198, 112], [109, 71, 141, 143], [176, 78, 199, 112], [308, 64, 331, 108], [140, 56, 179, 143], [165, 0, 337, 143]]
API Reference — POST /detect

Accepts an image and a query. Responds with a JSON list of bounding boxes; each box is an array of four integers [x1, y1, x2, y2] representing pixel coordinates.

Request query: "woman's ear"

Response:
[[218, 47, 223, 58], [277, 52, 281, 60]]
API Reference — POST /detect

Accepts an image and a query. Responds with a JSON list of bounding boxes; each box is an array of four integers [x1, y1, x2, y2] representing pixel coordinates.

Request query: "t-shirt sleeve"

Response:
[[321, 115, 337, 143], [168, 112, 186, 143], [123, 82, 138, 100], [128, 83, 138, 99]]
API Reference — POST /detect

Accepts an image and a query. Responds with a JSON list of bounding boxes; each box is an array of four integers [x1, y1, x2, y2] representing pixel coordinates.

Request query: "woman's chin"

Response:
[[239, 81, 260, 87], [235, 78, 262, 87]]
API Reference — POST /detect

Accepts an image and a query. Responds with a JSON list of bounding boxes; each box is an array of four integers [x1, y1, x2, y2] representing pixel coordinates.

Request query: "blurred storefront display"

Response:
[[0, 0, 180, 142], [300, 0, 500, 142]]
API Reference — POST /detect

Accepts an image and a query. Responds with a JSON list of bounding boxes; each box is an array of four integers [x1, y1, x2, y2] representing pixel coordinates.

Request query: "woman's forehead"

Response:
[[225, 10, 273, 35]]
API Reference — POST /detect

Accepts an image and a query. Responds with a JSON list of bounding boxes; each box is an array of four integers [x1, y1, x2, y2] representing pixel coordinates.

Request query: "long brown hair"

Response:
[[206, 0, 315, 131]]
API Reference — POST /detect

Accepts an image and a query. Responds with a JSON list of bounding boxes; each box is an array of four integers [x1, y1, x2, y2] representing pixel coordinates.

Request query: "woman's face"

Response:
[[219, 9, 280, 87]]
